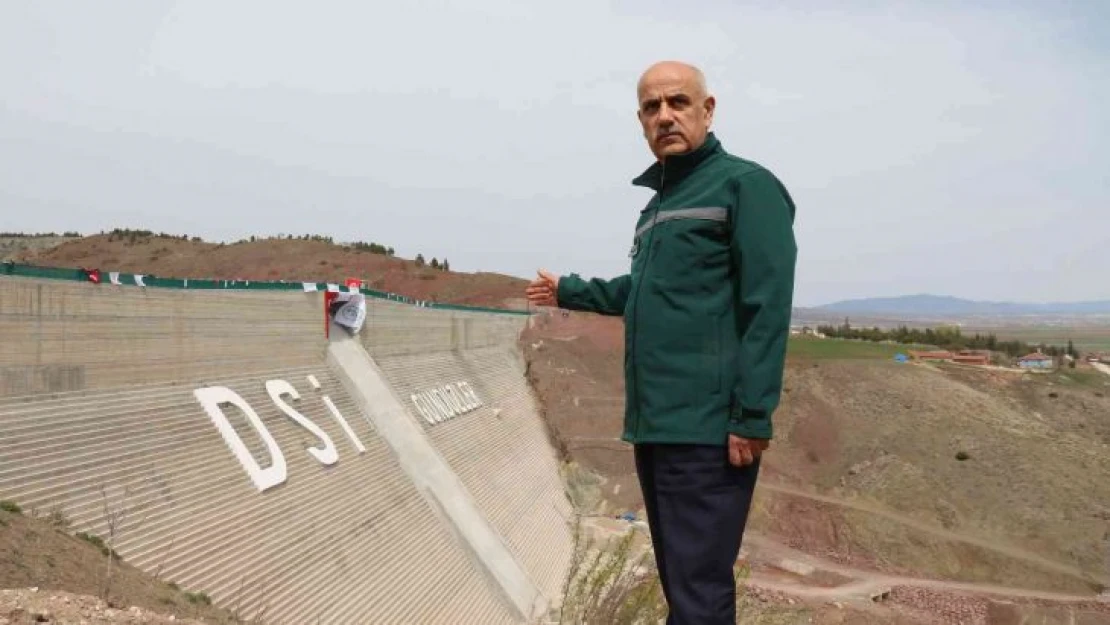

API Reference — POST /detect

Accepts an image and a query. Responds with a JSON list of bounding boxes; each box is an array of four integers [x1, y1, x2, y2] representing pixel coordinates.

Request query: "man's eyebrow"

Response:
[[640, 92, 691, 106], [644, 91, 688, 99]]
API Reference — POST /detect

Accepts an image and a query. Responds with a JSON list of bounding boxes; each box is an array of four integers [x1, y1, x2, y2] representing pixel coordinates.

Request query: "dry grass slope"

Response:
[[759, 358, 1110, 592]]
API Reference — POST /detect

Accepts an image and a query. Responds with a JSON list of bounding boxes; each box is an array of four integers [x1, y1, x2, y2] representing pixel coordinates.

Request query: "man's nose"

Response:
[[658, 102, 675, 123]]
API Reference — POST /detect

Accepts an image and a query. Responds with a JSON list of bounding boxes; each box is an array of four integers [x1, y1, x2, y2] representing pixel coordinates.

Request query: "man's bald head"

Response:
[[636, 61, 715, 160], [637, 61, 708, 101]]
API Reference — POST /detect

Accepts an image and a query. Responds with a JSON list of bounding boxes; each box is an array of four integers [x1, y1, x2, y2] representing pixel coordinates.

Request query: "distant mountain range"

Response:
[[813, 294, 1110, 316]]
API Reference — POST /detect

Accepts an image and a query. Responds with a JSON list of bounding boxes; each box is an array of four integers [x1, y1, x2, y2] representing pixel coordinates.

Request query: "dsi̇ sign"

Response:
[[410, 382, 483, 425], [192, 376, 486, 493], [193, 374, 366, 493]]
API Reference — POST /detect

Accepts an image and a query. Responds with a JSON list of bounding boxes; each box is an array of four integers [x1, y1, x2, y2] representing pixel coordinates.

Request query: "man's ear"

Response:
[[704, 95, 716, 126]]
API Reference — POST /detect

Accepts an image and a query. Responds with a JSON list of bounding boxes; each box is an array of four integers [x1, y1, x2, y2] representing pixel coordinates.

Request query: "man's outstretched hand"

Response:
[[525, 269, 561, 308], [728, 434, 769, 467]]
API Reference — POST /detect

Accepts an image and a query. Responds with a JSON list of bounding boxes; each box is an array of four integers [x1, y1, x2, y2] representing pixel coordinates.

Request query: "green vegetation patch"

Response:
[[964, 325, 1110, 354], [1052, 370, 1110, 388], [76, 531, 121, 560], [184, 591, 212, 606], [787, 337, 915, 361]]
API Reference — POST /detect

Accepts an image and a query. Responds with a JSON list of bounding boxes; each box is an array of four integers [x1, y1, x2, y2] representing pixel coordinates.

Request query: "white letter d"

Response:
[[194, 386, 287, 492]]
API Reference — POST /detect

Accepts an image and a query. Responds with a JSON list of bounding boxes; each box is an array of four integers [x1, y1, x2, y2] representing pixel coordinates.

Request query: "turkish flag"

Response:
[[82, 268, 101, 284]]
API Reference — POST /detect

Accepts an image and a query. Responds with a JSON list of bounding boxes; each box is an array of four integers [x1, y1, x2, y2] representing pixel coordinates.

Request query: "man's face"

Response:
[[637, 64, 715, 161]]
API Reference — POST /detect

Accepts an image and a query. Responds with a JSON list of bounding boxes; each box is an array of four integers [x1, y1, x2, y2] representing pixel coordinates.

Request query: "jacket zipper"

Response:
[[629, 160, 665, 441]]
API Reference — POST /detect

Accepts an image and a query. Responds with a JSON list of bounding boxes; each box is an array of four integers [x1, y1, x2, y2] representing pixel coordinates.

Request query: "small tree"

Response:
[[415, 254, 425, 267], [430, 257, 440, 269], [442, 259, 450, 272]]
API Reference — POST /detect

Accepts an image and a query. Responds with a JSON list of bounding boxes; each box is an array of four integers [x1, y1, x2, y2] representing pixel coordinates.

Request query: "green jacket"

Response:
[[556, 132, 797, 445]]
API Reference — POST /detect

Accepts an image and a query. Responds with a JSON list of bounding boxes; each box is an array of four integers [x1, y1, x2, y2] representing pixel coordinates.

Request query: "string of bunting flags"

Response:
[[1, 260, 530, 317]]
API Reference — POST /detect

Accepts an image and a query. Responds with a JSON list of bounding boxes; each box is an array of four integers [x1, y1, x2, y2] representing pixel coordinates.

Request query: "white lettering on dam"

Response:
[[193, 374, 365, 493], [411, 382, 483, 425]]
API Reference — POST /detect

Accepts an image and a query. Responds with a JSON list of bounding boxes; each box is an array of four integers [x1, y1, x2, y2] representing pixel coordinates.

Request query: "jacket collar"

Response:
[[631, 131, 722, 192]]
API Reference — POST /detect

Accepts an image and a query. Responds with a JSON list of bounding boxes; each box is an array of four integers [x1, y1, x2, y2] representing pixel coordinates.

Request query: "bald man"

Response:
[[526, 61, 797, 624]]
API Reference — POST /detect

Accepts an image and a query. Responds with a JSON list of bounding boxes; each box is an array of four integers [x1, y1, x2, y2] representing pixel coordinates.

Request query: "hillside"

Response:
[[11, 231, 529, 310], [0, 503, 238, 623], [525, 310, 1110, 591], [0, 234, 80, 261], [761, 358, 1110, 590]]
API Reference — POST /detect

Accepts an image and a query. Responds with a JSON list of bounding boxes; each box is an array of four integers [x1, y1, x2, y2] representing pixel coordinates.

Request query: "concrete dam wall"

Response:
[[0, 272, 573, 624]]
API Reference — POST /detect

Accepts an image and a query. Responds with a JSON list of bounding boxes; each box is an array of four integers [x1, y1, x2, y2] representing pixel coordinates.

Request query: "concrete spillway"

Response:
[[0, 270, 573, 624]]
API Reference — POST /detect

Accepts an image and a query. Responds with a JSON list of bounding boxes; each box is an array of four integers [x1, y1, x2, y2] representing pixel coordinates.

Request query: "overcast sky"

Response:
[[1, 1, 1107, 306]]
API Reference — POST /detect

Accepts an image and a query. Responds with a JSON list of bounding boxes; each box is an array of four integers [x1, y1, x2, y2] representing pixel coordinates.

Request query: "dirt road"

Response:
[[743, 533, 1108, 604], [582, 506, 1106, 606], [759, 482, 1109, 587]]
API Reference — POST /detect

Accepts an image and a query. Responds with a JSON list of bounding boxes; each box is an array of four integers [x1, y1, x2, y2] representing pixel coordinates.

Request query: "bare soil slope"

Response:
[[758, 358, 1110, 592], [0, 505, 238, 624]]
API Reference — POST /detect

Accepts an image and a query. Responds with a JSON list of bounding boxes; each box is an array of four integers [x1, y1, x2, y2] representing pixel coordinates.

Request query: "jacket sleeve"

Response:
[[556, 273, 632, 316], [726, 168, 798, 439]]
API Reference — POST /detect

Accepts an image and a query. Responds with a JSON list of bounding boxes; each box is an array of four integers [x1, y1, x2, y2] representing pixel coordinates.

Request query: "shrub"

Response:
[[76, 532, 121, 560], [184, 591, 212, 606], [557, 519, 666, 625]]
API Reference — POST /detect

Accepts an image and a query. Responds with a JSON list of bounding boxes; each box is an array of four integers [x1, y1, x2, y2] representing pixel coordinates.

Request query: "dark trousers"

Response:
[[635, 443, 761, 625]]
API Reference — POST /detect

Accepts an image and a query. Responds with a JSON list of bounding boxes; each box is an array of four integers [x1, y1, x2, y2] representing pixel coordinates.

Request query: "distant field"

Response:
[[786, 337, 921, 360], [1051, 368, 1110, 388], [961, 325, 1110, 353]]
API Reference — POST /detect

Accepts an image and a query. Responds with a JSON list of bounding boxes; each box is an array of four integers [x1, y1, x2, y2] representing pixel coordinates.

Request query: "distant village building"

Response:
[[952, 350, 992, 366], [907, 349, 991, 366], [908, 350, 955, 362], [1018, 352, 1054, 370]]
